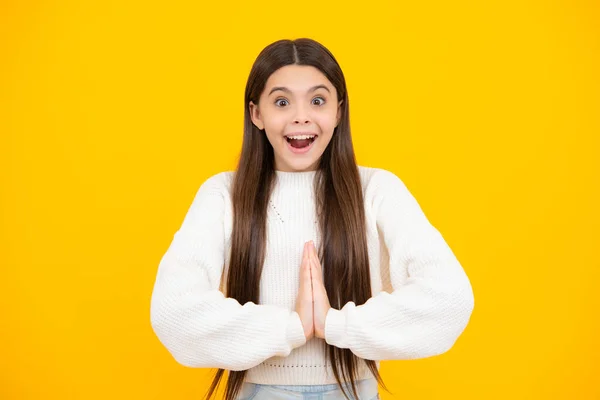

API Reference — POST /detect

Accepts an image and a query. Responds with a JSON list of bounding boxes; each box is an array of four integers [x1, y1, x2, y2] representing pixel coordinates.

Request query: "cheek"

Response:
[[263, 112, 287, 131], [315, 114, 337, 132]]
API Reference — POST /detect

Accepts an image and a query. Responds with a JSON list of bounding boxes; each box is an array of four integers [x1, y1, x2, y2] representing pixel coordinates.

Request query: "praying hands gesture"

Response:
[[295, 240, 332, 341]]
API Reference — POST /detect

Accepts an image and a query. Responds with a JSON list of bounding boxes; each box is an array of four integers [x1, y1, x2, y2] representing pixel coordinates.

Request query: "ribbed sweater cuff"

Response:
[[287, 311, 307, 349], [324, 307, 349, 348]]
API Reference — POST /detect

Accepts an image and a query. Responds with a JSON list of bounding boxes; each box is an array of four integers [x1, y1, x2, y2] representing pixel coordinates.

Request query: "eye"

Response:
[[274, 96, 327, 107], [312, 97, 326, 106], [275, 98, 289, 107]]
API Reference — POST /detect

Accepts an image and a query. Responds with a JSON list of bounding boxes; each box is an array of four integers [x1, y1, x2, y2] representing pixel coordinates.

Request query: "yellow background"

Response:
[[1, 0, 599, 398]]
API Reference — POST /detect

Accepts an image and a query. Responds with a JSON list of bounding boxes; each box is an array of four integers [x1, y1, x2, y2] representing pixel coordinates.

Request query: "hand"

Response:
[[295, 241, 315, 341], [307, 240, 331, 340]]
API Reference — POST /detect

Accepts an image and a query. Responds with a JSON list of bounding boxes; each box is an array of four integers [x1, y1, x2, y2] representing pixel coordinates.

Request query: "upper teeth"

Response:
[[287, 135, 315, 140]]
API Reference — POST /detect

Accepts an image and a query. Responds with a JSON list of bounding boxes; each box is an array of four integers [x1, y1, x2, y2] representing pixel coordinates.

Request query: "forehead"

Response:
[[263, 65, 333, 94]]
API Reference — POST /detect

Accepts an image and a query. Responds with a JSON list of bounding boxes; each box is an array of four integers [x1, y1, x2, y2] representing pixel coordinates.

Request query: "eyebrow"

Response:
[[268, 84, 331, 96]]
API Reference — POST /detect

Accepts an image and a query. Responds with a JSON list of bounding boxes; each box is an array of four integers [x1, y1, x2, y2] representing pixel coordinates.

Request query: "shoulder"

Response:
[[192, 170, 235, 201], [357, 165, 420, 219], [357, 164, 408, 194]]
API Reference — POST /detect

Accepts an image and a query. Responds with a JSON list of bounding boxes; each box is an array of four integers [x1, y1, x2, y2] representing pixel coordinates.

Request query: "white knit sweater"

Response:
[[150, 165, 474, 385]]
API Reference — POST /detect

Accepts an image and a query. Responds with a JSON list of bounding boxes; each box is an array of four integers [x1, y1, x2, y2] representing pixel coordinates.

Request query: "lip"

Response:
[[285, 135, 317, 154]]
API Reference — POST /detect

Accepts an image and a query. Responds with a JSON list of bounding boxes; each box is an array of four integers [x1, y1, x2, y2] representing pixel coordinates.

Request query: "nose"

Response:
[[293, 103, 311, 124], [294, 117, 310, 124]]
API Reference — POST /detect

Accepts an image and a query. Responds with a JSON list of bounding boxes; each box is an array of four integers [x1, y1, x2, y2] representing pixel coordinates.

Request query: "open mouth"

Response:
[[285, 135, 317, 150]]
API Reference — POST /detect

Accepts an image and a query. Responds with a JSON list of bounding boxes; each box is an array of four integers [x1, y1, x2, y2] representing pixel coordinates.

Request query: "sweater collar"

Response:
[[274, 169, 318, 189]]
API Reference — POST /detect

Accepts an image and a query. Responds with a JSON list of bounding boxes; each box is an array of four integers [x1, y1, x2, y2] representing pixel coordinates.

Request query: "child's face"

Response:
[[249, 65, 343, 172]]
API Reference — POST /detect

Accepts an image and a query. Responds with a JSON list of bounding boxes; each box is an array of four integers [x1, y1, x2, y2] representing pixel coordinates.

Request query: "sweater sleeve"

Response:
[[324, 169, 474, 360], [150, 173, 307, 371]]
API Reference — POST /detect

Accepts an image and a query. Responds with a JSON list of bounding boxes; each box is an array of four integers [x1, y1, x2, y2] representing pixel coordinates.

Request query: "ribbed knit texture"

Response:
[[150, 165, 474, 385]]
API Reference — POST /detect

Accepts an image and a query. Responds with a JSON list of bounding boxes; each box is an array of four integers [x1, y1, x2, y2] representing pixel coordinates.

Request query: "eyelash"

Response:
[[274, 97, 326, 107]]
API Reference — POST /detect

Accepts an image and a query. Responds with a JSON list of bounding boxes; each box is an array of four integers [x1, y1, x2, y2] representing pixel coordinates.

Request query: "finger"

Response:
[[307, 244, 314, 292], [305, 242, 312, 269], [310, 255, 321, 286], [310, 259, 326, 299], [306, 242, 314, 287], [301, 243, 310, 286], [309, 240, 317, 260], [303, 241, 310, 265], [303, 241, 308, 264], [310, 241, 322, 275]]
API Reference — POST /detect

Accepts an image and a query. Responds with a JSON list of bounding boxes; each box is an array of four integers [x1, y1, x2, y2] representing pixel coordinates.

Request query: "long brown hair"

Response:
[[204, 38, 389, 400]]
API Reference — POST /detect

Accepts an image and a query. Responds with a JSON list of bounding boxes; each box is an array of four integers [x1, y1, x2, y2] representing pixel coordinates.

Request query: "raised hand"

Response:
[[307, 240, 331, 340], [295, 241, 315, 340]]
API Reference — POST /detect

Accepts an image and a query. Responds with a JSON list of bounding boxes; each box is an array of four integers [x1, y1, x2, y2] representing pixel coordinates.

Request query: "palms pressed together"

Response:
[[296, 241, 332, 340]]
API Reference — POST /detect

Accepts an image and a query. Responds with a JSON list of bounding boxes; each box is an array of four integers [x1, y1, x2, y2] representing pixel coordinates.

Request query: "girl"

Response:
[[150, 38, 475, 400]]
